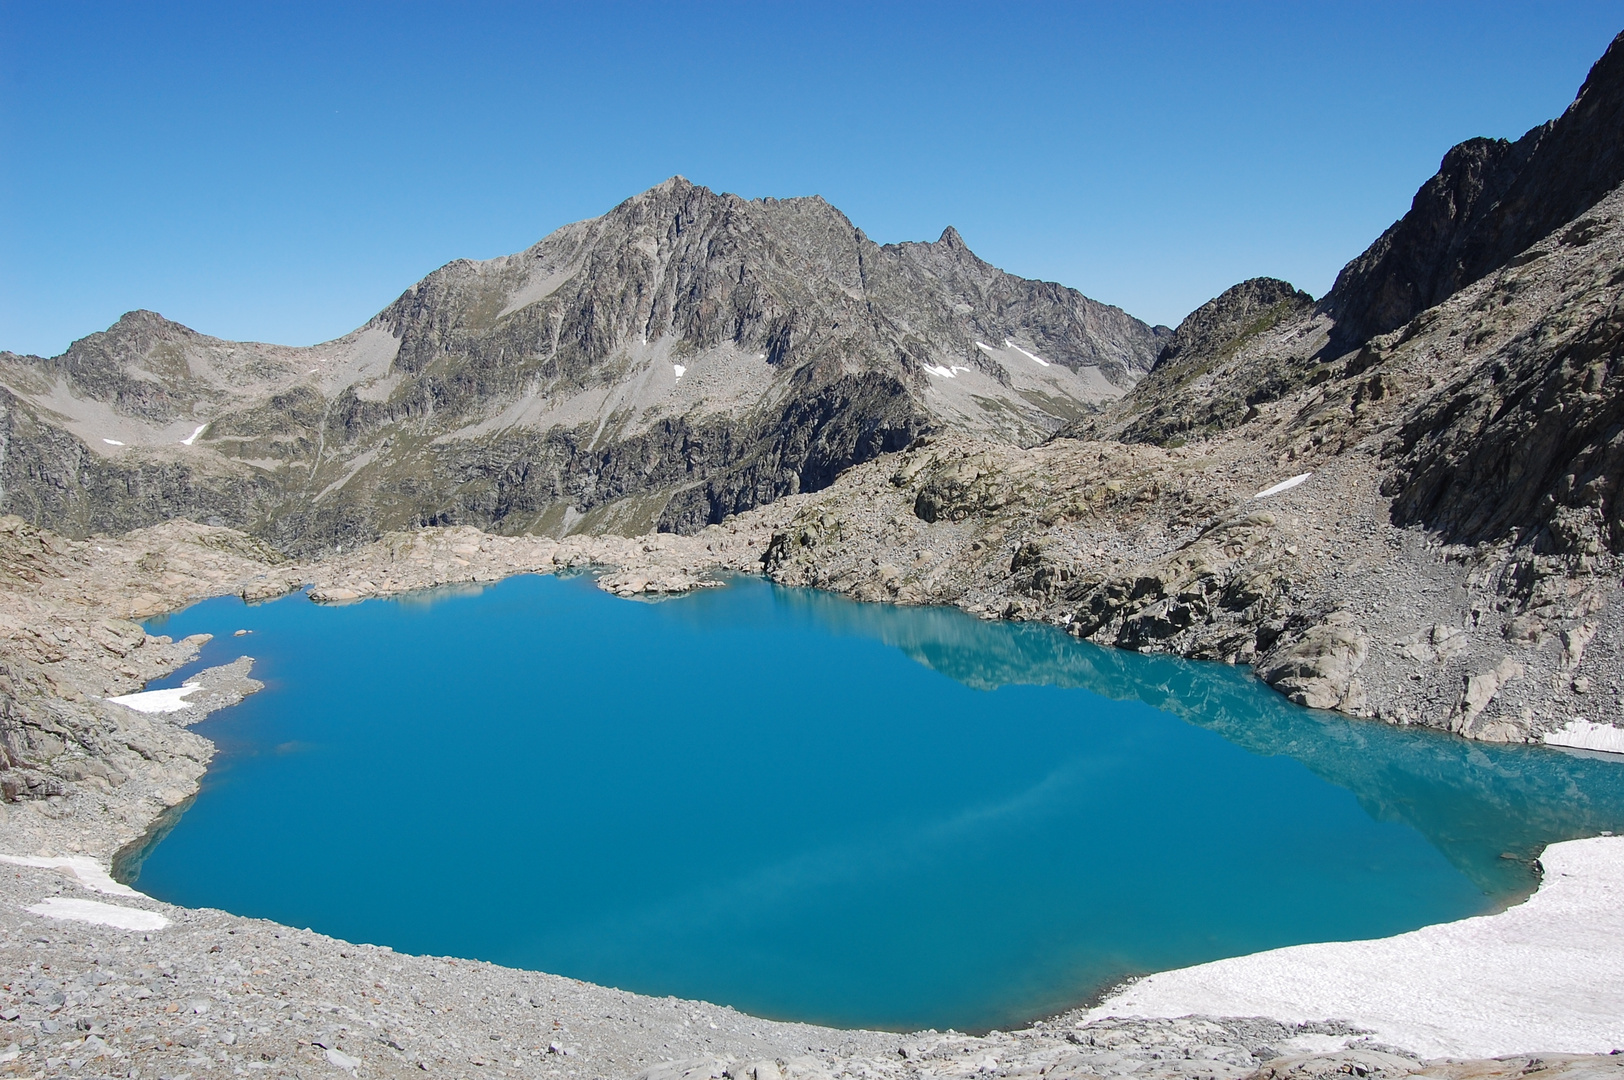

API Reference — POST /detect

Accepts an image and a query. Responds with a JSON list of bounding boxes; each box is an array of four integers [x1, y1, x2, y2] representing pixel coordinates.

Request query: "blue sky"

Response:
[[2, 2, 1621, 356]]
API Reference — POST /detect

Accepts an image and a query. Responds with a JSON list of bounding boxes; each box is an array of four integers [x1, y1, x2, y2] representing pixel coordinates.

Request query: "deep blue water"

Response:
[[124, 574, 1624, 1034]]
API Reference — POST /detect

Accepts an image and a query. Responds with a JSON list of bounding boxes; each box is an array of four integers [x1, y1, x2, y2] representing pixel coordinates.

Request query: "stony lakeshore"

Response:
[[6, 27, 1624, 1080], [0, 514, 1622, 1080]]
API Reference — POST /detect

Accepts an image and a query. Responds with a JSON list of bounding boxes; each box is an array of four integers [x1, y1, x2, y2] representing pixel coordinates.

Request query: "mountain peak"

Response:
[[1321, 27, 1624, 351], [72, 309, 201, 352]]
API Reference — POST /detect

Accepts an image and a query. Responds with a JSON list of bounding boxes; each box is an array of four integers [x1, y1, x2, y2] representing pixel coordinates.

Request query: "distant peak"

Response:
[[622, 175, 718, 208], [937, 226, 965, 249], [108, 309, 194, 336]]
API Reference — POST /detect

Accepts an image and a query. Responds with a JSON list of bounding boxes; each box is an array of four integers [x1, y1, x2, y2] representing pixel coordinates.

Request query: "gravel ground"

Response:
[[0, 856, 1400, 1080], [2, 519, 1622, 1080]]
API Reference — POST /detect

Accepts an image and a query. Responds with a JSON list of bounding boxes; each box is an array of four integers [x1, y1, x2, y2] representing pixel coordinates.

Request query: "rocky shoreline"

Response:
[[6, 28, 1624, 1080], [0, 512, 1620, 1080]]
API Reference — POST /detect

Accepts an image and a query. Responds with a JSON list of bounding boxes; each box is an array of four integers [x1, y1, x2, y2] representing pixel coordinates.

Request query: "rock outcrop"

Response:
[[1321, 30, 1624, 349]]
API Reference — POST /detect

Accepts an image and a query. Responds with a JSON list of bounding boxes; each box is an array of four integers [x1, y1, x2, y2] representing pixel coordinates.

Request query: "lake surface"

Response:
[[124, 574, 1624, 1034]]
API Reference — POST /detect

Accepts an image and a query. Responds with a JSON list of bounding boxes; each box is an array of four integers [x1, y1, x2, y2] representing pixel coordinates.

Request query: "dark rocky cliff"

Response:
[[1072, 28, 1624, 561], [1321, 30, 1624, 351]]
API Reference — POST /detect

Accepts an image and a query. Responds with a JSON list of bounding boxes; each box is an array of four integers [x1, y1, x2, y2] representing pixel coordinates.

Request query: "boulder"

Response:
[[1259, 612, 1369, 710]]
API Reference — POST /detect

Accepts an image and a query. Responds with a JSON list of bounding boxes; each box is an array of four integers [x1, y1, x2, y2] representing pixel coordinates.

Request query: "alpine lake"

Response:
[[118, 573, 1624, 1034]]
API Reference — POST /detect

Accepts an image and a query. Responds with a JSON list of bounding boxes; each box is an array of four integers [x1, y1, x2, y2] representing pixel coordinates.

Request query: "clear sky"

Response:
[[2, 2, 1621, 357]]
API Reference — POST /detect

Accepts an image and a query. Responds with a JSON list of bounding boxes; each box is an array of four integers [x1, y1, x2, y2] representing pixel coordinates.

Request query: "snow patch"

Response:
[[106, 683, 203, 714], [672, 364, 687, 379], [1253, 473, 1312, 499], [1085, 835, 1624, 1058], [1544, 718, 1624, 754], [1276, 1035, 1358, 1057], [26, 897, 168, 932], [181, 423, 208, 446], [0, 854, 142, 897], [1005, 339, 1051, 366], [101, 438, 124, 446]]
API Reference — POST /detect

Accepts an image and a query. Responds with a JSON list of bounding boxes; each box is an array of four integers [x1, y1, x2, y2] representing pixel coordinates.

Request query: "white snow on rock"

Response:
[[1084, 835, 1624, 1058], [106, 683, 202, 714], [1004, 339, 1051, 366], [1252, 473, 1313, 499], [26, 897, 168, 932], [0, 854, 142, 897], [672, 364, 686, 379], [180, 423, 208, 446], [102, 438, 124, 446], [1543, 718, 1624, 754]]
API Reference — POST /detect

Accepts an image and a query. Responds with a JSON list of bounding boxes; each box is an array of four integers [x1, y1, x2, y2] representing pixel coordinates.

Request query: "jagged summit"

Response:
[[1151, 278, 1314, 371], [1321, 29, 1624, 349], [1053, 276, 1315, 446], [0, 181, 1164, 552]]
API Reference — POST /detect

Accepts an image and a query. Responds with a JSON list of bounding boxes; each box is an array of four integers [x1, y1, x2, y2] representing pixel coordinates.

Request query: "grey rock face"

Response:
[[0, 179, 1163, 554], [754, 35, 1624, 745], [1076, 277, 1317, 446], [1255, 611, 1368, 712], [1321, 29, 1624, 350], [1380, 260, 1624, 553]]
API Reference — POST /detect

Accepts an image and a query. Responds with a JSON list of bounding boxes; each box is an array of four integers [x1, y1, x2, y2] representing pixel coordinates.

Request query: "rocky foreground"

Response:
[[5, 24, 1624, 1080], [8, 847, 1618, 1080], [0, 514, 1618, 1080]]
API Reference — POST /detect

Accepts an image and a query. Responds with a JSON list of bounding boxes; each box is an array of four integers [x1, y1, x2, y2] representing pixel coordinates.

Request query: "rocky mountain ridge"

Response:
[[4, 31, 1624, 752], [1321, 27, 1624, 351], [0, 180, 1165, 554], [760, 29, 1624, 747]]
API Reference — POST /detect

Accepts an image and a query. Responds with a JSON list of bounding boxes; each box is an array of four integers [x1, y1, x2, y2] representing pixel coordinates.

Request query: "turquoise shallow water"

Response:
[[125, 574, 1624, 1034]]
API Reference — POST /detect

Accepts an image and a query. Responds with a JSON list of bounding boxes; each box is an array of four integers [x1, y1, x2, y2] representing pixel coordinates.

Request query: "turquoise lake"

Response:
[[124, 573, 1624, 1034]]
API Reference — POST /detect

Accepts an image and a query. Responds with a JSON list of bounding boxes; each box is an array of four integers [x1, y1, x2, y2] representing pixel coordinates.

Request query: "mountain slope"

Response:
[[1321, 29, 1624, 351], [759, 29, 1624, 746], [0, 179, 1165, 553]]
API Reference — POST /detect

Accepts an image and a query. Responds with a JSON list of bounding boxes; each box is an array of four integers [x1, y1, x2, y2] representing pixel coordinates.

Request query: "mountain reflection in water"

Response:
[[761, 585, 1624, 898], [127, 574, 1624, 1033]]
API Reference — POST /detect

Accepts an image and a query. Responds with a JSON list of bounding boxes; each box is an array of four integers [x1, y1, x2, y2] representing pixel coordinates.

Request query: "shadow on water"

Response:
[[111, 795, 195, 887], [758, 585, 1624, 899]]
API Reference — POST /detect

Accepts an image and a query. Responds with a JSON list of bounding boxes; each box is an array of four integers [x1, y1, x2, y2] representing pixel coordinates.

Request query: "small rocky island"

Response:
[[2, 26, 1624, 1080]]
